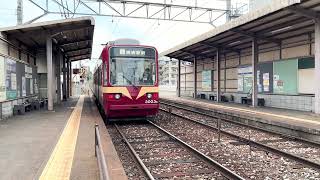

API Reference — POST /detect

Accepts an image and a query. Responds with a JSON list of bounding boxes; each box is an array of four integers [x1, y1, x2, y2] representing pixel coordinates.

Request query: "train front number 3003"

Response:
[[145, 100, 158, 104]]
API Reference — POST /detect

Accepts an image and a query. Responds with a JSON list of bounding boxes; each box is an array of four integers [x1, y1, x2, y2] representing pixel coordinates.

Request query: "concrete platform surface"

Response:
[[161, 96, 320, 142], [0, 98, 78, 179], [0, 95, 127, 180]]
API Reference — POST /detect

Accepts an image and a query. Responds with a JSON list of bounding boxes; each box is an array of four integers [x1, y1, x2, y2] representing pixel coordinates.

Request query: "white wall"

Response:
[[298, 69, 315, 94]]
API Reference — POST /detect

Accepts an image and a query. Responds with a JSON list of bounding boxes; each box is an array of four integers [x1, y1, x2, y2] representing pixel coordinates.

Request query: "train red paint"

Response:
[[93, 39, 159, 122]]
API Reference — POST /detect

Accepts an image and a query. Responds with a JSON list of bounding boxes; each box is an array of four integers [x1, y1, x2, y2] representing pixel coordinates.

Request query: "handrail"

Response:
[[95, 124, 110, 180]]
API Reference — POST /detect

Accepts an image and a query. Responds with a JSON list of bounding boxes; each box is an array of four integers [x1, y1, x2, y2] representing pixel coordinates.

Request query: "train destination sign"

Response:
[[110, 47, 156, 58]]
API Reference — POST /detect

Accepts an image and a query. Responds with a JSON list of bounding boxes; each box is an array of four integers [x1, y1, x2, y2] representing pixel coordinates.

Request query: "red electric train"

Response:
[[93, 39, 159, 122]]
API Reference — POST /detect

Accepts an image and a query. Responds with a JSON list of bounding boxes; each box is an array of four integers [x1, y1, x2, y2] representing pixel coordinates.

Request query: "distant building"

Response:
[[159, 57, 178, 87]]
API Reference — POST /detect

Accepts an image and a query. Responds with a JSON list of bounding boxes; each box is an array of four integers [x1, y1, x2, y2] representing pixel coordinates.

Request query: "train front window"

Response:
[[109, 47, 156, 86], [110, 58, 156, 86]]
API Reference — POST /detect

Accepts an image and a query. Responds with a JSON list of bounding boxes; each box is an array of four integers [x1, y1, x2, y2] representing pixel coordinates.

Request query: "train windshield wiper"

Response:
[[122, 74, 138, 88]]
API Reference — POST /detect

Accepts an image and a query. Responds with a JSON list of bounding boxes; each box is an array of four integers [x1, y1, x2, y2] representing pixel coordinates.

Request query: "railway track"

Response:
[[114, 121, 245, 180], [159, 101, 320, 171]]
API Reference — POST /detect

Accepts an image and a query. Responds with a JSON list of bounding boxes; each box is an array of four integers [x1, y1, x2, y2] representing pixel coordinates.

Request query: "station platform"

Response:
[[160, 96, 320, 143], [0, 95, 127, 180]]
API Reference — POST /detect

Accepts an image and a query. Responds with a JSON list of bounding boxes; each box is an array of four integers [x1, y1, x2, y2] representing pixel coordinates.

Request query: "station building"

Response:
[[161, 0, 320, 113], [0, 17, 94, 119]]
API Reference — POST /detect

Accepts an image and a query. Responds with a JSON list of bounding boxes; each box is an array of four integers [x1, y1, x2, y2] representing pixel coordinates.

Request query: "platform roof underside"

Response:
[[161, 0, 319, 62], [0, 16, 95, 62]]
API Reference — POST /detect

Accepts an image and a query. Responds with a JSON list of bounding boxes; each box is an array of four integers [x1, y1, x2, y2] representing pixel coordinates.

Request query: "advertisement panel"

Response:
[[0, 56, 6, 101], [237, 66, 252, 93], [257, 62, 273, 93], [202, 70, 212, 91], [25, 65, 32, 78], [6, 58, 17, 99], [22, 76, 26, 97]]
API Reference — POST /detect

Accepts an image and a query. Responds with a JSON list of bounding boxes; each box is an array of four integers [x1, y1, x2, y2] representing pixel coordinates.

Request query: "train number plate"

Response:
[[145, 100, 158, 104]]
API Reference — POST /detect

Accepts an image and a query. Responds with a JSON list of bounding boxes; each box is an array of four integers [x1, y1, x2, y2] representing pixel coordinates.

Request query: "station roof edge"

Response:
[[0, 16, 95, 33], [159, 0, 301, 58]]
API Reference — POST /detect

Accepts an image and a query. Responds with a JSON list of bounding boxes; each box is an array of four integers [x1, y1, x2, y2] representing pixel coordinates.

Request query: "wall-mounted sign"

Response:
[[202, 70, 212, 91], [22, 76, 26, 96], [263, 73, 270, 92], [34, 78, 39, 94], [25, 65, 32, 78], [0, 56, 6, 101], [6, 58, 17, 99], [30, 79, 33, 94], [237, 66, 252, 93]]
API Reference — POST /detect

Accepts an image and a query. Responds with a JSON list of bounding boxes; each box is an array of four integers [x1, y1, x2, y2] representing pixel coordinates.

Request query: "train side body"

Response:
[[93, 42, 159, 121]]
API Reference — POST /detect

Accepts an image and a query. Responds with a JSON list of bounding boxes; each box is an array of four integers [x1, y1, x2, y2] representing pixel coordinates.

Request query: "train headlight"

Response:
[[114, 94, 121, 100], [147, 93, 152, 99]]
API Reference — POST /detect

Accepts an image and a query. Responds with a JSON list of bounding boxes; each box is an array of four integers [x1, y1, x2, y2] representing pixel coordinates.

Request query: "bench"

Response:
[[31, 100, 41, 110], [13, 102, 31, 115], [208, 95, 228, 102], [221, 95, 228, 102], [241, 97, 265, 106], [39, 98, 47, 108], [209, 95, 215, 101]]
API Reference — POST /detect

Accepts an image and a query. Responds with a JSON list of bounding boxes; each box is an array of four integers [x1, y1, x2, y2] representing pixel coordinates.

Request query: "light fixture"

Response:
[[147, 93, 152, 99], [114, 94, 121, 100], [270, 26, 293, 34], [228, 41, 241, 46]]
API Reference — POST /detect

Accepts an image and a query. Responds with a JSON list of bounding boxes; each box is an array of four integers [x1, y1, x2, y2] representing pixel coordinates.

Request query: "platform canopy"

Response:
[[0, 16, 95, 61], [160, 0, 319, 61]]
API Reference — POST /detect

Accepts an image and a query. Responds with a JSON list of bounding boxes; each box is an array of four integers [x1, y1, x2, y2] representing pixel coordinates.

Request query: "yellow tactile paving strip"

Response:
[[39, 96, 84, 180]]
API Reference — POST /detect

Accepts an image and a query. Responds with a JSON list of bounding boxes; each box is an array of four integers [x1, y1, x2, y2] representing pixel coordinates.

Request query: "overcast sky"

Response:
[[0, 0, 249, 69]]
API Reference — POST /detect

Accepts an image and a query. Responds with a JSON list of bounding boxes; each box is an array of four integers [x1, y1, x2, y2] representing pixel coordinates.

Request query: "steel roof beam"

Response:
[[199, 42, 240, 53], [7, 25, 92, 40], [172, 52, 194, 60], [179, 49, 214, 59], [65, 47, 91, 53], [59, 39, 92, 46], [287, 6, 320, 20], [256, 17, 310, 35], [70, 56, 91, 61], [68, 53, 91, 58], [232, 29, 281, 45]]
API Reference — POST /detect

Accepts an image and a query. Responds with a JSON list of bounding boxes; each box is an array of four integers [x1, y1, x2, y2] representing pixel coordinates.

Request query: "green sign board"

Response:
[[273, 59, 298, 94]]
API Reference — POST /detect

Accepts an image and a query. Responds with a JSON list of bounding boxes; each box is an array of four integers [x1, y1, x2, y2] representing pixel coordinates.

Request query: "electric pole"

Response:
[[226, 0, 231, 21], [17, 0, 23, 25]]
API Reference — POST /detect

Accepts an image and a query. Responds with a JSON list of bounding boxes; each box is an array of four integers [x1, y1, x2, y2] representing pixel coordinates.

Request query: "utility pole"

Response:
[[226, 0, 231, 22], [17, 0, 23, 25]]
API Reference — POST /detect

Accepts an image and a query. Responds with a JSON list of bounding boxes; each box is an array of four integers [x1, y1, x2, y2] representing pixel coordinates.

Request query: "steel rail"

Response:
[[160, 100, 320, 147], [115, 122, 244, 180], [114, 124, 155, 180], [147, 120, 245, 180], [159, 106, 320, 170], [95, 124, 110, 180]]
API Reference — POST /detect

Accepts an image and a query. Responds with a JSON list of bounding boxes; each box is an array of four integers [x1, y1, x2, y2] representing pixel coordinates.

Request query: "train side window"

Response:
[[103, 63, 108, 86]]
